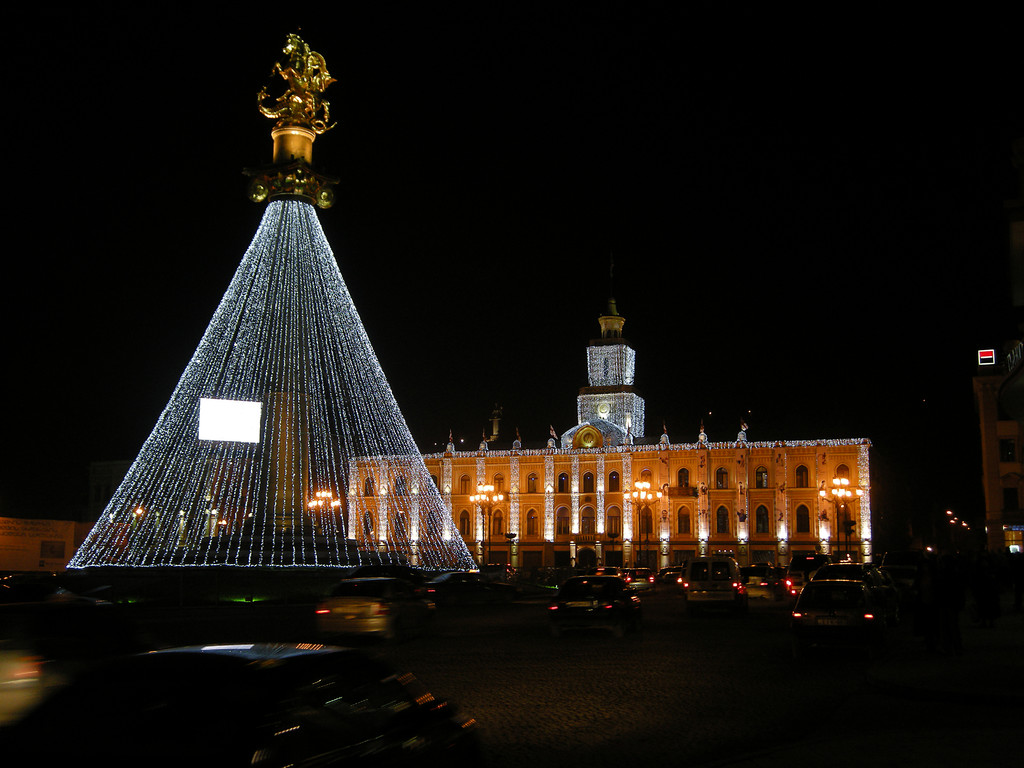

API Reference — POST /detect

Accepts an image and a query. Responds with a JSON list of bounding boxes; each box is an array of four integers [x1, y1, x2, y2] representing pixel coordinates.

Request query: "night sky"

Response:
[[6, 5, 1022, 547]]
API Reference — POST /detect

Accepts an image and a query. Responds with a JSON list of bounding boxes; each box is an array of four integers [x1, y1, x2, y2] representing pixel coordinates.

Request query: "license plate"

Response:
[[566, 601, 595, 608], [817, 617, 844, 626]]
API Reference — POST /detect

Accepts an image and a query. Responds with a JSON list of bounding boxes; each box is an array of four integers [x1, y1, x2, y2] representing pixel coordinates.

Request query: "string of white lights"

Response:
[[70, 200, 476, 570]]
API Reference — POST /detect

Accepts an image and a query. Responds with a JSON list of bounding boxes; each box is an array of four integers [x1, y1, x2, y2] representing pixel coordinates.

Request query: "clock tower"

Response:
[[573, 298, 646, 444]]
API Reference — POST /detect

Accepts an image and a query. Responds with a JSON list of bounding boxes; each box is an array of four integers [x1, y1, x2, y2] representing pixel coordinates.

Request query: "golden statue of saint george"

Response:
[[257, 33, 336, 135]]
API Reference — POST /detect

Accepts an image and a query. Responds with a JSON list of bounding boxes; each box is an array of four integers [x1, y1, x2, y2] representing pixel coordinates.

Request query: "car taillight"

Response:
[[601, 602, 614, 610], [373, 602, 390, 616], [681, 581, 690, 589], [863, 613, 876, 620], [315, 608, 330, 615], [548, 604, 559, 611], [792, 611, 804, 619], [648, 576, 655, 583]]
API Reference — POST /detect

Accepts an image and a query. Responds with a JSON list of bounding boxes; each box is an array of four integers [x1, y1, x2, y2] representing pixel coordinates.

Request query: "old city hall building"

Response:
[[422, 300, 872, 572]]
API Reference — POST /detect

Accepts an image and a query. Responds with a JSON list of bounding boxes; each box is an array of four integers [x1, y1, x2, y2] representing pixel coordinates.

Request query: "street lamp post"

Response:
[[819, 477, 864, 559], [631, 481, 662, 568], [470, 484, 504, 567]]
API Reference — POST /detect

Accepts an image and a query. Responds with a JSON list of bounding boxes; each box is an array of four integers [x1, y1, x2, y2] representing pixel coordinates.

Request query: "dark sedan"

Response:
[[810, 563, 900, 626], [791, 580, 888, 659], [425, 571, 516, 605], [0, 643, 482, 765], [548, 575, 642, 638]]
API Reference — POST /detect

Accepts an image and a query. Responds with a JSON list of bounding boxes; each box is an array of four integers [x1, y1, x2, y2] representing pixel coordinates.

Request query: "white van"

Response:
[[679, 556, 748, 615]]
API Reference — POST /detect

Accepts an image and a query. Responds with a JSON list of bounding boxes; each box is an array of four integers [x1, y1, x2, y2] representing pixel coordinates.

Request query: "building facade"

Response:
[[423, 301, 872, 571]]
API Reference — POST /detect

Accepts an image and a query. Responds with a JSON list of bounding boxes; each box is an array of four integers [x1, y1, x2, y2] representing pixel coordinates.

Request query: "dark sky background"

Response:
[[5, 4, 1022, 548]]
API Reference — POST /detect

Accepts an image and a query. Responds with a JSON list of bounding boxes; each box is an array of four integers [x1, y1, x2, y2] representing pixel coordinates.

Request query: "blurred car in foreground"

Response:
[[741, 564, 786, 601], [791, 580, 887, 659], [425, 571, 516, 605], [315, 577, 435, 641], [623, 568, 656, 591], [811, 563, 900, 626], [0, 643, 482, 765], [0, 591, 147, 726], [548, 575, 642, 637], [679, 556, 748, 615]]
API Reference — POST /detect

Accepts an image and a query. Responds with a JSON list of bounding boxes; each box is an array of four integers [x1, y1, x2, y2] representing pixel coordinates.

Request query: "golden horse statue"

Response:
[[258, 33, 336, 135]]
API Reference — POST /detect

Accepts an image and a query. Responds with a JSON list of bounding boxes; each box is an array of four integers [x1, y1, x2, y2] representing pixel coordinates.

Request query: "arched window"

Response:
[[364, 476, 375, 496], [755, 505, 770, 533], [363, 510, 374, 537], [583, 473, 595, 493], [558, 473, 569, 493], [527, 474, 538, 494], [607, 507, 621, 535], [608, 471, 620, 492], [678, 468, 690, 487], [430, 474, 439, 488], [459, 510, 471, 537], [716, 468, 729, 489], [492, 511, 503, 536], [755, 466, 769, 489], [641, 508, 653, 535], [581, 507, 595, 534], [556, 507, 570, 535], [459, 475, 471, 495], [493, 474, 505, 493], [527, 509, 538, 537], [677, 508, 691, 534], [836, 464, 850, 480], [796, 505, 810, 533], [795, 466, 809, 488], [716, 506, 729, 534]]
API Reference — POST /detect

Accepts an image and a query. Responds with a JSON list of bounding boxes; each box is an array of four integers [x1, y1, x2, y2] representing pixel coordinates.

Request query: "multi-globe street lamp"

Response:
[[819, 477, 864, 558], [631, 481, 661, 568], [470, 483, 504, 567]]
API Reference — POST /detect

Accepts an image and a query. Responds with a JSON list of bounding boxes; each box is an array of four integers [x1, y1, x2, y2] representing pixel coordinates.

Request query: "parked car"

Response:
[[548, 575, 642, 637], [332, 564, 429, 586], [880, 549, 925, 607], [679, 556, 748, 615], [740, 563, 786, 600], [623, 568, 656, 591], [315, 577, 435, 641], [785, 554, 832, 597], [791, 580, 888, 659], [425, 571, 516, 605], [592, 566, 624, 577], [0, 643, 482, 765], [810, 563, 900, 626]]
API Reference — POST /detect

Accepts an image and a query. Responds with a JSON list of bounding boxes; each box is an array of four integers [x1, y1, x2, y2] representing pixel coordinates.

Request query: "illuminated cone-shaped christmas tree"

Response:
[[70, 35, 475, 570]]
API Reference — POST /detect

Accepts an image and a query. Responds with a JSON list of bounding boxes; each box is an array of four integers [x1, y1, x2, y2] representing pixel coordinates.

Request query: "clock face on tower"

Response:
[[598, 402, 610, 417]]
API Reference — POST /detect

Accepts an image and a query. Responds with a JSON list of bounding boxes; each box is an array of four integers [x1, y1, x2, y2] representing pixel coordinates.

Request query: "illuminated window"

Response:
[[607, 507, 621, 535], [678, 468, 690, 487], [795, 466, 809, 488], [755, 466, 769, 489], [716, 468, 728, 489], [836, 464, 850, 480], [581, 507, 595, 534]]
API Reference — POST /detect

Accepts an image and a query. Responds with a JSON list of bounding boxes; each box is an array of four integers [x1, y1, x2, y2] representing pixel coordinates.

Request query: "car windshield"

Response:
[[560, 579, 623, 599], [690, 561, 733, 580], [797, 583, 866, 609], [814, 565, 866, 581]]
